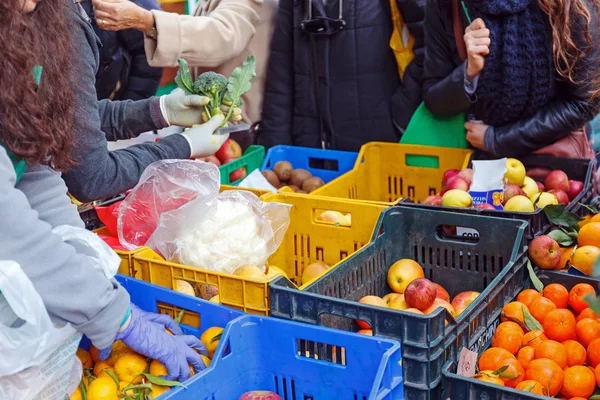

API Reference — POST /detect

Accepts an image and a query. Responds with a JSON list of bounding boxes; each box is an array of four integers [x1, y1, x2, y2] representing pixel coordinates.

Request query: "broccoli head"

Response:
[[193, 72, 227, 98]]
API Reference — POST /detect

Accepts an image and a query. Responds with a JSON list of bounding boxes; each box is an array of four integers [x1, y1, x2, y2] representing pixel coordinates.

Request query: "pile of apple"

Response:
[[197, 138, 247, 181], [422, 158, 584, 212], [356, 259, 480, 332]]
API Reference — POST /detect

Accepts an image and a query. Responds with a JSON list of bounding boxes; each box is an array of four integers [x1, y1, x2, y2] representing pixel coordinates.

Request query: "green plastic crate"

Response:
[[219, 145, 265, 185]]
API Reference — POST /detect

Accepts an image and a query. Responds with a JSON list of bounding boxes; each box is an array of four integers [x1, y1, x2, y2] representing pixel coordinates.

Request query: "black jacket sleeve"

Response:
[[487, 14, 600, 157], [117, 28, 163, 101], [259, 0, 294, 148], [422, 0, 472, 117]]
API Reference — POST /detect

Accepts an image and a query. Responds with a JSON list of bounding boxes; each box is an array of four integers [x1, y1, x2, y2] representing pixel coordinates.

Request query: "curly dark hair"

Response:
[[0, 0, 74, 171]]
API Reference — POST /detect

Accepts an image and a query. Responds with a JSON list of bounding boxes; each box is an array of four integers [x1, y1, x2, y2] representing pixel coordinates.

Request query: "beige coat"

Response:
[[145, 0, 278, 124]]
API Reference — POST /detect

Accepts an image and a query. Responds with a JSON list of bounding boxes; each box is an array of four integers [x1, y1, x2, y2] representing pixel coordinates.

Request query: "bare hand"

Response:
[[464, 18, 491, 80], [92, 0, 154, 32], [465, 121, 489, 151]]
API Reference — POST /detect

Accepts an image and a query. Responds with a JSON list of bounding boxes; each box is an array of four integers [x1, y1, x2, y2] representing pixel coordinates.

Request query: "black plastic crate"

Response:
[[269, 205, 529, 399], [401, 155, 596, 241], [442, 270, 600, 399]]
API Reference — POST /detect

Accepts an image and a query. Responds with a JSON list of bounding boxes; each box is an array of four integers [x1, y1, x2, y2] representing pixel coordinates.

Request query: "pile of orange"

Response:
[[557, 215, 600, 274], [472, 282, 600, 399], [69, 326, 223, 400]]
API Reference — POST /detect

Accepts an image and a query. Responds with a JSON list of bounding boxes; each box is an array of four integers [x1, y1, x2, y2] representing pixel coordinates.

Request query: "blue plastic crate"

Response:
[[442, 270, 600, 399], [162, 315, 404, 400], [261, 145, 358, 183]]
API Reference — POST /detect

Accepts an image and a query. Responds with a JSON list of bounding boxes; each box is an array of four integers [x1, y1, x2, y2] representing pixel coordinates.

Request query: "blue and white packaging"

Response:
[[468, 159, 507, 210]]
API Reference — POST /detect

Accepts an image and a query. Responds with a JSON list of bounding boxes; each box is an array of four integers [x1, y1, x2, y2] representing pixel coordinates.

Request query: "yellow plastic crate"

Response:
[[132, 193, 387, 315], [312, 142, 473, 205], [220, 184, 271, 199]]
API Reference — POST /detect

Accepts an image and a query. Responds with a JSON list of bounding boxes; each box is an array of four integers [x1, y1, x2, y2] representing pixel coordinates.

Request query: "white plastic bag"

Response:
[[0, 261, 82, 400], [238, 169, 278, 193], [118, 160, 291, 274], [52, 225, 120, 279]]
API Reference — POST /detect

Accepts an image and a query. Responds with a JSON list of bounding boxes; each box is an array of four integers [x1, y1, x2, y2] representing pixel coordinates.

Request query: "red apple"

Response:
[[238, 391, 282, 400], [356, 296, 387, 329], [441, 177, 469, 195], [503, 184, 527, 204], [205, 155, 221, 166], [458, 168, 473, 186], [423, 299, 456, 320], [548, 189, 569, 205], [434, 283, 450, 302], [544, 170, 570, 193], [475, 203, 496, 210], [451, 291, 480, 316], [442, 225, 457, 235], [229, 167, 247, 182], [423, 195, 442, 206], [568, 180, 584, 200], [215, 138, 242, 163], [404, 278, 437, 311], [536, 182, 546, 192], [528, 235, 561, 270], [442, 169, 461, 187]]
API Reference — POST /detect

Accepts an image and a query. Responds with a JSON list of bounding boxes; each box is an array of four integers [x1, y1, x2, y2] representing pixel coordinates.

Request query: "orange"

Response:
[[590, 214, 600, 223], [517, 289, 542, 308], [105, 341, 135, 367], [557, 246, 576, 270], [478, 347, 516, 372], [543, 283, 569, 309], [577, 307, 600, 322], [151, 385, 170, 398], [529, 297, 557, 324], [93, 361, 113, 378], [114, 353, 148, 385], [149, 359, 168, 377], [534, 340, 568, 369], [562, 340, 587, 366], [76, 348, 93, 369], [496, 321, 525, 336], [69, 387, 82, 400], [595, 364, 600, 387], [87, 376, 119, 400], [90, 346, 100, 363], [576, 318, 600, 348], [517, 346, 535, 370], [501, 302, 528, 324], [587, 338, 600, 367], [569, 283, 596, 313], [499, 358, 524, 388], [515, 380, 545, 395], [201, 354, 211, 368], [522, 330, 548, 350], [571, 246, 600, 276], [560, 365, 596, 398], [577, 222, 600, 247], [492, 326, 524, 355], [525, 358, 564, 397], [473, 370, 504, 386], [200, 326, 224, 358], [579, 215, 593, 228], [543, 309, 577, 342]]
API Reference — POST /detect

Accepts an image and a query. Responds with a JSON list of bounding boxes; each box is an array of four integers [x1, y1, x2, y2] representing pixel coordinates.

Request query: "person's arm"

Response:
[[422, 0, 472, 117], [0, 150, 130, 350], [63, 14, 191, 202], [97, 97, 165, 141], [259, 0, 293, 148], [484, 17, 600, 157], [144, 0, 262, 68]]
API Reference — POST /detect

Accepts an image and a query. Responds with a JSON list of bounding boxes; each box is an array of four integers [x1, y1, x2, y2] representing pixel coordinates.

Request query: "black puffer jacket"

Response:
[[423, 0, 600, 157], [80, 0, 163, 101], [260, 0, 402, 151]]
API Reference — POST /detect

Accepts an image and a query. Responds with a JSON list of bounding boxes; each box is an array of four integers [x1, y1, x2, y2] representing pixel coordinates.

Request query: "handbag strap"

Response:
[[452, 0, 467, 62]]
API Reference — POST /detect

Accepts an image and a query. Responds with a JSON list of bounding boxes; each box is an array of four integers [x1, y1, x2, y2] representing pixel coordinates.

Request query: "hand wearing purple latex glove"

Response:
[[99, 304, 208, 381]]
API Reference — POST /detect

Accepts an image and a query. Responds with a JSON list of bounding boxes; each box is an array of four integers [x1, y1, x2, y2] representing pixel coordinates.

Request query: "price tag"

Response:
[[456, 347, 478, 377], [456, 227, 480, 239]]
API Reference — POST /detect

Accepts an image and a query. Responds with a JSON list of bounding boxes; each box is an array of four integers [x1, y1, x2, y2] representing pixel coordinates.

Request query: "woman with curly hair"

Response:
[[0, 0, 208, 391], [423, 0, 600, 158]]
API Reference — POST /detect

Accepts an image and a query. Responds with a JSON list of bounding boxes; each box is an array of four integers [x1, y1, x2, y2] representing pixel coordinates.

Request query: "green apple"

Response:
[[521, 176, 539, 198], [441, 189, 473, 208], [504, 158, 526, 186], [504, 195, 535, 212], [530, 192, 558, 209]]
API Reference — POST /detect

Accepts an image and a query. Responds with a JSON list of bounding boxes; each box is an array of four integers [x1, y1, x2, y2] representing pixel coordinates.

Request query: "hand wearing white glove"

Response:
[[180, 114, 228, 158], [160, 89, 209, 127]]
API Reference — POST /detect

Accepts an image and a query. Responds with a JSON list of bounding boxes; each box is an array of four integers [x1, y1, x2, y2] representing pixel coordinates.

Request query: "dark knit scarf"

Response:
[[467, 0, 554, 126]]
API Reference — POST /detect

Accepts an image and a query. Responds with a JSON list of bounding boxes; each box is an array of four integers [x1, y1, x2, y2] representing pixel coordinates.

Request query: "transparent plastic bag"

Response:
[[118, 160, 291, 274], [118, 160, 221, 250], [52, 225, 120, 279], [0, 261, 82, 400]]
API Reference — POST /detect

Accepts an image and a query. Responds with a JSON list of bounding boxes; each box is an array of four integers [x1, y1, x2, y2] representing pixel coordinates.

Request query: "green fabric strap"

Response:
[[399, 102, 469, 167], [1, 66, 42, 183]]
